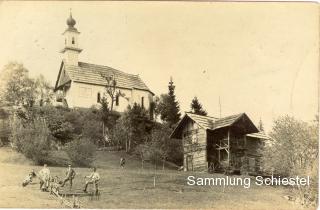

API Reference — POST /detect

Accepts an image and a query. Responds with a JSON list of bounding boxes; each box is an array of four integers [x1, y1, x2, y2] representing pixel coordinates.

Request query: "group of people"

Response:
[[22, 156, 127, 193], [23, 164, 100, 194]]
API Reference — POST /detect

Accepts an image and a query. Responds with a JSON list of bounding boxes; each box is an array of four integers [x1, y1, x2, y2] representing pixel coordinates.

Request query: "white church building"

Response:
[[54, 13, 154, 112]]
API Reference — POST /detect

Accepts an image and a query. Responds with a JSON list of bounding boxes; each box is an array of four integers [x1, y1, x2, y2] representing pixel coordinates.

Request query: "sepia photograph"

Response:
[[0, 1, 318, 209]]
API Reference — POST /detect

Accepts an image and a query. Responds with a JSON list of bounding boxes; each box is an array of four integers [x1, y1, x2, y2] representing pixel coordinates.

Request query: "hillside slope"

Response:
[[0, 147, 309, 209]]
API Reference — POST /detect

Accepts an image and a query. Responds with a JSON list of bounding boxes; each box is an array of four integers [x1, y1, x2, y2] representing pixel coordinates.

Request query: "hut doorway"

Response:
[[186, 155, 193, 171]]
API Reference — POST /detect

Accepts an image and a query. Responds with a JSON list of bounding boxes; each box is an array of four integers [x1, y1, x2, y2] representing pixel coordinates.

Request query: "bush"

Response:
[[82, 119, 103, 145], [10, 117, 51, 165], [261, 115, 318, 207], [42, 150, 71, 166], [40, 105, 104, 145], [166, 137, 183, 165], [65, 137, 96, 167], [39, 105, 74, 144]]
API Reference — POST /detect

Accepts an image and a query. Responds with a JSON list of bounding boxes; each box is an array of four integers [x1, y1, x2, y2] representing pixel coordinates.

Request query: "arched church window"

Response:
[[116, 95, 119, 106], [141, 97, 144, 108], [72, 37, 75, 44], [97, 92, 101, 103]]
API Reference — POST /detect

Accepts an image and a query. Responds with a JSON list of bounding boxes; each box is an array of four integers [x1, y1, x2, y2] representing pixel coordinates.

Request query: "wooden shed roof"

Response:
[[185, 112, 218, 129], [246, 132, 270, 140], [170, 112, 259, 139]]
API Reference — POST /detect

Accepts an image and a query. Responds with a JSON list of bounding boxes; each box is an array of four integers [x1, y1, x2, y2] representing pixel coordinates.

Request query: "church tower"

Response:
[[60, 12, 82, 66]]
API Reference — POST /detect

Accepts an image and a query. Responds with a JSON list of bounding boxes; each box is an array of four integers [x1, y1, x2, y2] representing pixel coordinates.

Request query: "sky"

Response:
[[0, 1, 318, 132]]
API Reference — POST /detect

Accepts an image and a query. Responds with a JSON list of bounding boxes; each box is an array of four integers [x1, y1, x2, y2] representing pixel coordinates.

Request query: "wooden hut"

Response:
[[170, 112, 270, 174]]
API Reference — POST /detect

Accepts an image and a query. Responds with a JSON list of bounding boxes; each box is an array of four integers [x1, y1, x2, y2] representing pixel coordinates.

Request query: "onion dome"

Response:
[[67, 13, 76, 28]]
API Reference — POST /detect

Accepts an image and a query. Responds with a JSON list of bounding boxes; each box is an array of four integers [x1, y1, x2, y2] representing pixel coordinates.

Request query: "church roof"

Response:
[[55, 61, 153, 95]]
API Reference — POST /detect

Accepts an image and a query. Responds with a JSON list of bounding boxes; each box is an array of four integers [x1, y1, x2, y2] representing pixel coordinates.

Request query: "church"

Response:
[[54, 13, 154, 112]]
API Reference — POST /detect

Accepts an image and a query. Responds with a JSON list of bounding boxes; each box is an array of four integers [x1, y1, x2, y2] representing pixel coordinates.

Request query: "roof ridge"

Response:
[[185, 112, 218, 120], [78, 61, 140, 77], [216, 112, 244, 120]]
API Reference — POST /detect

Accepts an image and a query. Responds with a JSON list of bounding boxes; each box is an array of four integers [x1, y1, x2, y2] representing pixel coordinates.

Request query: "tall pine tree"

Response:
[[190, 96, 207, 116], [159, 77, 181, 127]]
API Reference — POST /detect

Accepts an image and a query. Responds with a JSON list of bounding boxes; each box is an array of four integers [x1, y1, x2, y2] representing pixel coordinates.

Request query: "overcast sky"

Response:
[[0, 1, 318, 132]]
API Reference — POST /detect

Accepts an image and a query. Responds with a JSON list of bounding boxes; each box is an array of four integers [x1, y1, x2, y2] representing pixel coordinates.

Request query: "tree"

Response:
[[157, 78, 181, 127], [112, 116, 130, 149], [0, 62, 54, 108], [261, 115, 318, 206], [190, 96, 207, 116], [99, 75, 124, 142], [126, 103, 153, 151], [0, 62, 37, 107], [35, 74, 54, 106], [99, 98, 120, 131], [113, 104, 153, 152], [262, 115, 317, 175], [149, 123, 170, 170], [100, 75, 125, 112]]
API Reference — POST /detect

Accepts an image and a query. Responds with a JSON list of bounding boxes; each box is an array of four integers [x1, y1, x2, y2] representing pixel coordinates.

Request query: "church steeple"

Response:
[[66, 12, 76, 28], [60, 10, 82, 66]]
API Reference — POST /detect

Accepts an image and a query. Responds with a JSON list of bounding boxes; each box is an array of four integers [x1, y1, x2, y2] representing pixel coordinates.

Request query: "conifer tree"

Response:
[[190, 96, 207, 116], [158, 77, 181, 127]]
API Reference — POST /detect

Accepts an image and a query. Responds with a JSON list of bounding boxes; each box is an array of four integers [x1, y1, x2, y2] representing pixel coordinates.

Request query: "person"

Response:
[[50, 176, 62, 193], [60, 164, 76, 190], [38, 164, 51, 191], [22, 169, 36, 187], [120, 157, 125, 168], [83, 167, 100, 194]]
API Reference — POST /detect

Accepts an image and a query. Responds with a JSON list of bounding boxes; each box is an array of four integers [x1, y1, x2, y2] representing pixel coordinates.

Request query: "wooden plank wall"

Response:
[[183, 128, 207, 171], [244, 137, 264, 174]]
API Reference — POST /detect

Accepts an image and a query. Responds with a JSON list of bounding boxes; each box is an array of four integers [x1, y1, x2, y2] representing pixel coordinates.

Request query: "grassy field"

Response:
[[0, 147, 312, 209]]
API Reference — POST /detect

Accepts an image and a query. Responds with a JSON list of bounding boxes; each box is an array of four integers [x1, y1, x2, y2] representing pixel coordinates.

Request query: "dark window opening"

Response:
[[141, 97, 144, 108], [72, 37, 75, 44], [149, 102, 154, 120], [97, 92, 101, 103], [116, 95, 119, 106]]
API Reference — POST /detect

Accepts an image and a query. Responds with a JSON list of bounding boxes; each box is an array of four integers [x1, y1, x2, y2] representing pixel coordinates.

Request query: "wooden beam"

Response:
[[244, 135, 247, 147], [51, 188, 79, 208], [215, 144, 229, 150], [227, 129, 230, 167]]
